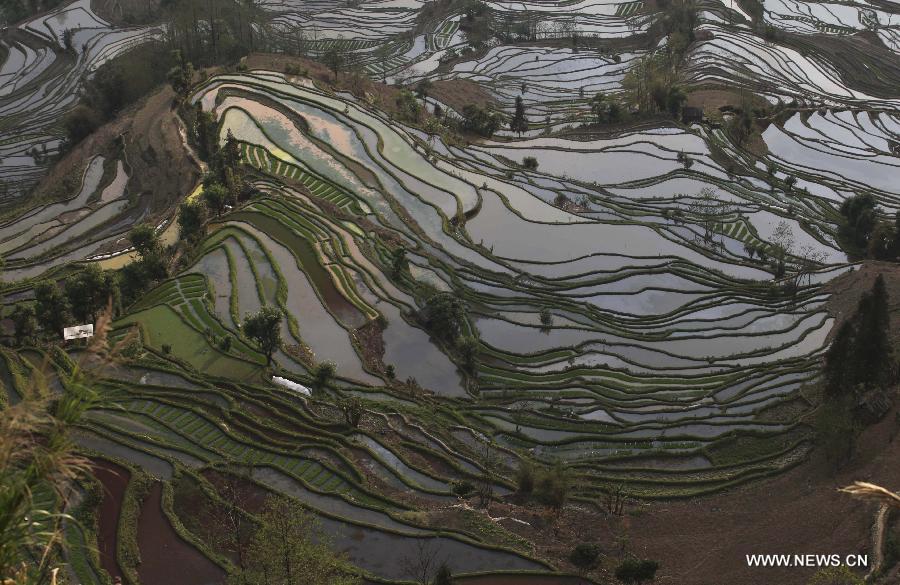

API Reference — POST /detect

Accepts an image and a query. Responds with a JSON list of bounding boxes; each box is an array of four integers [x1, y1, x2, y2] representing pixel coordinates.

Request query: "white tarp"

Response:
[[272, 376, 311, 396], [63, 324, 94, 340]]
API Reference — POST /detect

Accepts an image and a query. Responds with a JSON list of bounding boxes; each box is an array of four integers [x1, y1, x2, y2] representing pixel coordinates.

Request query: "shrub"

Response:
[[569, 542, 601, 571], [451, 480, 474, 498], [615, 557, 659, 584], [515, 460, 535, 495]]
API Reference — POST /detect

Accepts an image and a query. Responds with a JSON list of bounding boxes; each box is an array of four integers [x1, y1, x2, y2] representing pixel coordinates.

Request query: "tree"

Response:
[[63, 105, 101, 145], [178, 201, 208, 243], [313, 361, 337, 390], [196, 107, 219, 161], [509, 96, 529, 136], [167, 50, 194, 99], [237, 495, 358, 585], [339, 395, 364, 427], [569, 543, 601, 573], [324, 47, 345, 80], [432, 562, 453, 585], [11, 304, 37, 346], [515, 459, 535, 495], [391, 247, 408, 277], [129, 224, 160, 259], [242, 306, 283, 365], [461, 104, 503, 138], [522, 156, 539, 170], [457, 335, 479, 373], [539, 308, 553, 327], [396, 90, 422, 123], [64, 264, 118, 323], [34, 281, 70, 337], [415, 80, 432, 100], [534, 461, 572, 518], [615, 557, 660, 585], [591, 92, 609, 123], [401, 539, 444, 585], [854, 274, 891, 389], [202, 182, 229, 216], [770, 220, 795, 278], [421, 293, 467, 340], [839, 193, 877, 254], [208, 462, 254, 577], [666, 85, 686, 118]]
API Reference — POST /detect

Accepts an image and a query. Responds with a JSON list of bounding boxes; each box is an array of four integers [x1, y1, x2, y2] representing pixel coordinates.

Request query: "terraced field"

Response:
[[5, 0, 900, 582]]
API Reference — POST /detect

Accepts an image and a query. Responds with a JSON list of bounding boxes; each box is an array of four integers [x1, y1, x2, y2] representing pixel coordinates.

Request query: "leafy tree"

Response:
[[202, 183, 229, 216], [615, 557, 660, 585], [456, 335, 479, 373], [63, 105, 101, 145], [64, 264, 118, 323], [339, 395, 364, 427], [396, 90, 422, 123], [824, 275, 891, 396], [461, 105, 504, 138], [666, 85, 686, 118], [34, 281, 70, 337], [313, 361, 337, 389], [515, 459, 535, 494], [129, 224, 161, 259], [591, 92, 609, 123], [178, 201, 208, 243], [855, 274, 891, 389], [242, 306, 283, 365], [421, 293, 467, 340], [839, 193, 877, 253], [196, 107, 219, 161], [324, 47, 346, 80], [539, 308, 553, 327], [167, 56, 194, 98], [11, 304, 37, 345], [415, 80, 432, 100], [236, 495, 358, 585], [433, 563, 454, 585], [391, 247, 408, 277], [569, 543, 601, 572], [522, 156, 538, 170], [509, 96, 529, 136], [534, 461, 572, 517]]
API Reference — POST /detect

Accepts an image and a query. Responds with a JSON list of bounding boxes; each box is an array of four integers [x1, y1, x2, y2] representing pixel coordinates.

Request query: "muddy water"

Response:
[[137, 482, 225, 585], [91, 459, 129, 582]]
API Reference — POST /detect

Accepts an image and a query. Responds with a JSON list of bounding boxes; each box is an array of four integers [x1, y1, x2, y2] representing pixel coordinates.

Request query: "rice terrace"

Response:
[[2, 0, 900, 583]]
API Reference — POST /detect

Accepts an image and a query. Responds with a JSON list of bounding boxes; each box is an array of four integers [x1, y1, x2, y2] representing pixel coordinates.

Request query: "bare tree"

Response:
[[401, 539, 445, 585], [687, 187, 733, 250]]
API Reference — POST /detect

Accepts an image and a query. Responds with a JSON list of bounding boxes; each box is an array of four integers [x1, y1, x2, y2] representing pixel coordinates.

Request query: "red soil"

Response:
[[137, 482, 226, 585], [91, 459, 130, 582]]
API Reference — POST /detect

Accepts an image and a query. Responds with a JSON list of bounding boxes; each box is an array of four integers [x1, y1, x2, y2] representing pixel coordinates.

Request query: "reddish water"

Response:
[[91, 459, 130, 582], [137, 482, 226, 585]]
